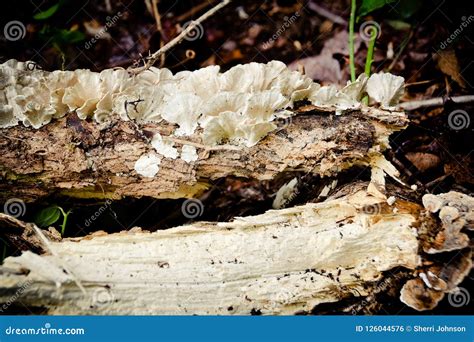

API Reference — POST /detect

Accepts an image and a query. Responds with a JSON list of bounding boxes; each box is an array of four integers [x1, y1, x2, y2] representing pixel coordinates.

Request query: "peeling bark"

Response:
[[0, 107, 406, 201]]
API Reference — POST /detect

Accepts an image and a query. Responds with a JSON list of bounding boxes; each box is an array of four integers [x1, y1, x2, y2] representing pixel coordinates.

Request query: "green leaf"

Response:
[[358, 0, 398, 17], [395, 0, 423, 19], [33, 2, 61, 20], [34, 206, 61, 227], [55, 29, 86, 44], [385, 20, 411, 30]]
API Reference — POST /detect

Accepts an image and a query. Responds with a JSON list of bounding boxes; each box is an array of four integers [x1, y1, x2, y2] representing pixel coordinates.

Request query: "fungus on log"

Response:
[[0, 60, 406, 201], [2, 60, 471, 316]]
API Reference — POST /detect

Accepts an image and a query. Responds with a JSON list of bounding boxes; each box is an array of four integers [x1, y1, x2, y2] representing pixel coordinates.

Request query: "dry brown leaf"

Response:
[[405, 152, 441, 172], [434, 49, 466, 88]]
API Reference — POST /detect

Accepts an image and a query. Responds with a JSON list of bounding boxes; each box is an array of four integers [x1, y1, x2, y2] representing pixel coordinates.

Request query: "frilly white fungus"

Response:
[[1, 59, 406, 177], [180, 145, 199, 163], [134, 153, 161, 178], [151, 133, 179, 159], [366, 72, 405, 109]]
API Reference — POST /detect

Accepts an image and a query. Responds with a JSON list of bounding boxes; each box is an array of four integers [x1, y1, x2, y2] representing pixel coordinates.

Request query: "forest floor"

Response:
[[0, 0, 473, 314]]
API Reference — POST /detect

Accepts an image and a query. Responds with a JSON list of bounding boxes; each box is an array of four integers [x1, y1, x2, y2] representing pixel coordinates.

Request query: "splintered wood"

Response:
[[0, 190, 420, 315]]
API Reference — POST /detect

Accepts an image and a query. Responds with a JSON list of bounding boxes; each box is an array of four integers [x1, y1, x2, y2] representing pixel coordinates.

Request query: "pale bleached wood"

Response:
[[0, 189, 421, 315]]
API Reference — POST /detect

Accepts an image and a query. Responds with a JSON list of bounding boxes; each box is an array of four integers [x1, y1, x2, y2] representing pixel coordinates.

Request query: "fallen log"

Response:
[[0, 60, 407, 201], [0, 189, 471, 315], [0, 108, 406, 201]]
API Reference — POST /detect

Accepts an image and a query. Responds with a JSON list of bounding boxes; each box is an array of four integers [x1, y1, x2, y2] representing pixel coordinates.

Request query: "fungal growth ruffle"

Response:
[[0, 60, 405, 177]]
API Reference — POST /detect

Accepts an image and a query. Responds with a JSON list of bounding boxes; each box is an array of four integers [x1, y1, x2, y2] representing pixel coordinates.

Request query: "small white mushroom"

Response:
[[161, 93, 202, 136], [181, 145, 199, 163], [151, 133, 179, 159], [134, 153, 161, 178], [366, 72, 405, 109]]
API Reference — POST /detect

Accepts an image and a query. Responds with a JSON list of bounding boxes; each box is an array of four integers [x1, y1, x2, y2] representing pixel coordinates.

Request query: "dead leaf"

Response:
[[434, 49, 466, 88], [405, 152, 441, 172], [288, 30, 361, 84]]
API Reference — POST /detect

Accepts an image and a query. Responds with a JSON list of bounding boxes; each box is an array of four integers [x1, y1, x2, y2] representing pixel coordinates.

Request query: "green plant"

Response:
[[349, 0, 383, 83], [349, 0, 357, 82], [33, 0, 85, 69], [34, 205, 72, 236], [33, 0, 68, 20], [349, 0, 422, 82]]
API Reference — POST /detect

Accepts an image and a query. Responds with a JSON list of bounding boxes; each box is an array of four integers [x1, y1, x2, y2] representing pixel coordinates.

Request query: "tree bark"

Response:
[[0, 107, 406, 202]]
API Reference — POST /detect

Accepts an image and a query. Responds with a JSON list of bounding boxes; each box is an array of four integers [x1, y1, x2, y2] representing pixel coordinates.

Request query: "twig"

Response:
[[151, 0, 166, 67], [399, 95, 474, 111], [308, 1, 347, 25], [348, 0, 356, 82], [175, 0, 218, 22], [130, 0, 232, 74], [166, 137, 241, 151]]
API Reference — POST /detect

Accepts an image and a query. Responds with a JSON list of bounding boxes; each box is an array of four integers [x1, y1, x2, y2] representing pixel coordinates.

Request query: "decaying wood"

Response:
[[0, 188, 421, 315], [0, 188, 471, 315], [400, 191, 474, 311], [0, 107, 406, 202]]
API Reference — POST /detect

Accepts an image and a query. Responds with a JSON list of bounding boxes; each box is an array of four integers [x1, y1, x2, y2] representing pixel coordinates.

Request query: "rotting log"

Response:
[[0, 106, 406, 201], [0, 189, 471, 315]]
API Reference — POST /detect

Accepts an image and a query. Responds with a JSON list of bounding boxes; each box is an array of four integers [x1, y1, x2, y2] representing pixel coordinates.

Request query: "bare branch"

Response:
[[130, 0, 232, 74]]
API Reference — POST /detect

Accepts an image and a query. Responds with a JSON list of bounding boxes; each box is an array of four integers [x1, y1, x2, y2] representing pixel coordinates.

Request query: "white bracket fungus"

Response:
[[134, 153, 161, 178], [180, 145, 199, 163], [1, 59, 405, 174]]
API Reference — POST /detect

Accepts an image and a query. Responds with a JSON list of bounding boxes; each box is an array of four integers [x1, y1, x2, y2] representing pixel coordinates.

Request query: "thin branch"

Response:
[[399, 95, 474, 111], [130, 0, 232, 74], [308, 1, 347, 25], [151, 0, 166, 67], [175, 0, 218, 22]]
